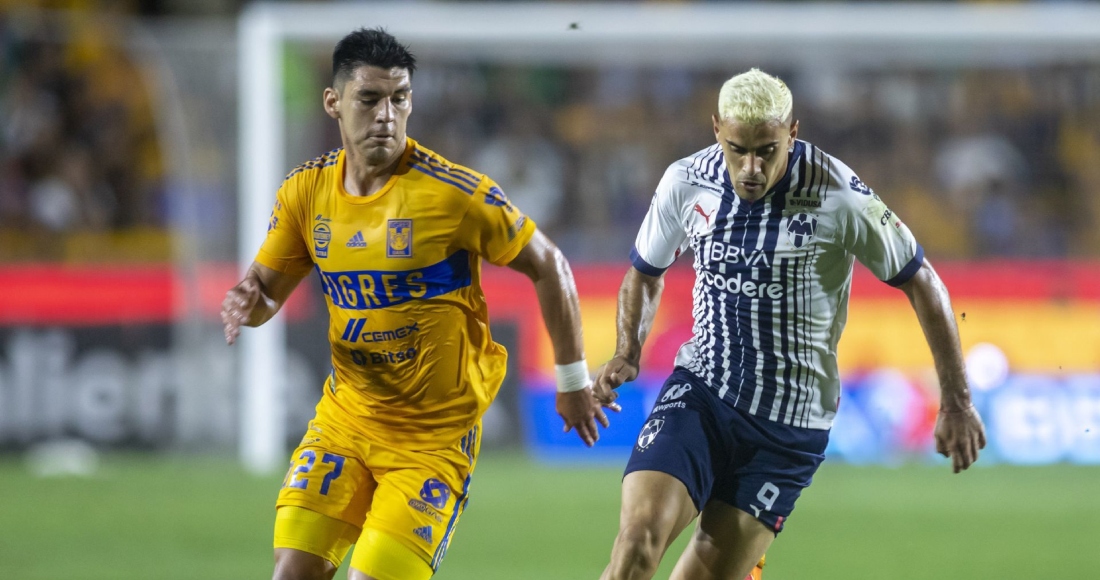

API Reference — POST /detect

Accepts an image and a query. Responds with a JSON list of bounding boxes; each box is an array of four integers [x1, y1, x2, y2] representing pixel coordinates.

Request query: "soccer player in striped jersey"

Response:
[[593, 69, 987, 580], [221, 28, 613, 580]]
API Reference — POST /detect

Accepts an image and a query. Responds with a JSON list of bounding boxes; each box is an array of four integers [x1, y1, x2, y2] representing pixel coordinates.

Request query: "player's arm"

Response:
[[897, 260, 986, 473], [221, 262, 307, 345], [507, 229, 615, 447], [593, 267, 665, 406]]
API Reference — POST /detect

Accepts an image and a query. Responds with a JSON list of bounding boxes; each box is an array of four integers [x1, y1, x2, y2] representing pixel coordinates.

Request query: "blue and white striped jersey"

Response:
[[630, 141, 924, 429]]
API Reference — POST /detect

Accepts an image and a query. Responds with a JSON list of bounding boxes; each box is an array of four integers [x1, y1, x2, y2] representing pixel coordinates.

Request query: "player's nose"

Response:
[[376, 98, 396, 122], [742, 154, 763, 176]]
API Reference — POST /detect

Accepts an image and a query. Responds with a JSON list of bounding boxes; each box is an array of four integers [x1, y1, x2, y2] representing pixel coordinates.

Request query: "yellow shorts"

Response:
[[274, 415, 481, 577]]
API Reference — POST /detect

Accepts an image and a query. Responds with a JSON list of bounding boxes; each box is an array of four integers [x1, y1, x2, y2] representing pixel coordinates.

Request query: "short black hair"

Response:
[[332, 27, 417, 87]]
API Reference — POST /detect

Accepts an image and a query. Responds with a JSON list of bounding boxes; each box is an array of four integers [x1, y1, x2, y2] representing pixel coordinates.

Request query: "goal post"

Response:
[[237, 1, 1100, 473]]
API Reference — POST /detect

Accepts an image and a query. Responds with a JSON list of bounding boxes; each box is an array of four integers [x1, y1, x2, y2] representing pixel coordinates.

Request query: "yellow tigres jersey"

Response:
[[256, 138, 536, 449]]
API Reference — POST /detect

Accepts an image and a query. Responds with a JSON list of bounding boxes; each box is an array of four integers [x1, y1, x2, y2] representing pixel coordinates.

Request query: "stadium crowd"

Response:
[[0, 11, 165, 260], [2, 6, 1099, 262]]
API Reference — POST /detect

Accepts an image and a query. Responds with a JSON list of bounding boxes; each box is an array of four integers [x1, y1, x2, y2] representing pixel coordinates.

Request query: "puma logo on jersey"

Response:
[[693, 203, 715, 225]]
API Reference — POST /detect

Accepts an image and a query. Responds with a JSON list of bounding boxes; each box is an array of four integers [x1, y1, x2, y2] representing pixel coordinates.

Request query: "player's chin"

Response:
[[360, 142, 395, 163]]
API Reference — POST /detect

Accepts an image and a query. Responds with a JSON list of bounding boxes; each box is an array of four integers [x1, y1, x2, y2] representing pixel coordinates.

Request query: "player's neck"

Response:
[[343, 141, 406, 197]]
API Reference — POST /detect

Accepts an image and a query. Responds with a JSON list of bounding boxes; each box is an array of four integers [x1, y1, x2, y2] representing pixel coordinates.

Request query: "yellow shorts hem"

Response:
[[350, 527, 433, 580], [273, 505, 359, 568]]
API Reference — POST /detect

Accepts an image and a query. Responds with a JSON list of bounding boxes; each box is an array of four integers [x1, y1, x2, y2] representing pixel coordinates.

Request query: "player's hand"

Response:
[[592, 355, 639, 407], [221, 277, 263, 345], [557, 387, 617, 448], [934, 404, 986, 473]]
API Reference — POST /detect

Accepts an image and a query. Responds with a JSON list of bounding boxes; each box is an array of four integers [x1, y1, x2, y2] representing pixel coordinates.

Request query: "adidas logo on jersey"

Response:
[[346, 231, 367, 248], [414, 526, 433, 543]]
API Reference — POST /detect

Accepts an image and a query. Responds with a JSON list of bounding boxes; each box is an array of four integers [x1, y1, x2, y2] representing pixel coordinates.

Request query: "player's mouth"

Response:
[[739, 180, 765, 192]]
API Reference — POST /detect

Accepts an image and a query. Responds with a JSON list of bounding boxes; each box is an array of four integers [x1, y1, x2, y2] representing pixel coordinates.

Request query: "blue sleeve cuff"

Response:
[[885, 244, 925, 287], [629, 247, 668, 277]]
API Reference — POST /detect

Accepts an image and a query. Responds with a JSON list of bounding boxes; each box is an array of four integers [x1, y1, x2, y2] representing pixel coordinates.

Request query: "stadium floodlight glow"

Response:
[[237, 1, 1100, 473]]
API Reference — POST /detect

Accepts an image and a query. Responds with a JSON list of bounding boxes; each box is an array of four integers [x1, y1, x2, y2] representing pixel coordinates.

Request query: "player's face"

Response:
[[325, 65, 412, 166], [713, 116, 799, 201]]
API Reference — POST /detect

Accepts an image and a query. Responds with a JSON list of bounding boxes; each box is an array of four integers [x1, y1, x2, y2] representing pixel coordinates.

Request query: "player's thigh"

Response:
[[273, 508, 360, 580], [718, 417, 829, 535], [624, 369, 726, 516], [670, 500, 774, 580], [275, 424, 376, 569], [618, 469, 699, 547], [349, 424, 481, 579]]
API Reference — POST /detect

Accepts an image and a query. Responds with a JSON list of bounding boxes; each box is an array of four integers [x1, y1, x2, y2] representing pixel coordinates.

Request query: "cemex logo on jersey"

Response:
[[637, 419, 665, 450], [786, 213, 818, 248], [420, 478, 450, 509]]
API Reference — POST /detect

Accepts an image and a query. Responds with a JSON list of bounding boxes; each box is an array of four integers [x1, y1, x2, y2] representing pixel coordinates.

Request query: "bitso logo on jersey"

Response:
[[312, 219, 332, 258], [387, 219, 413, 257]]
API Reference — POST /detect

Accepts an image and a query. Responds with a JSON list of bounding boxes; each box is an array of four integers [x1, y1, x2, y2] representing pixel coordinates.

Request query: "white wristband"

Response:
[[555, 359, 592, 393]]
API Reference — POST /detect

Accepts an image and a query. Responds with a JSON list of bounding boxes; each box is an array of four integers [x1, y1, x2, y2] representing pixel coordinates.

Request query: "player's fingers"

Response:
[[596, 408, 610, 429], [576, 422, 594, 447], [969, 433, 981, 466], [978, 426, 988, 450], [605, 401, 622, 413], [935, 435, 948, 457]]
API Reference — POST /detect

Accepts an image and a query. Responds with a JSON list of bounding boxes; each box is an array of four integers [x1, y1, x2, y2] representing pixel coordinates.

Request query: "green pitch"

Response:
[[0, 452, 1096, 579]]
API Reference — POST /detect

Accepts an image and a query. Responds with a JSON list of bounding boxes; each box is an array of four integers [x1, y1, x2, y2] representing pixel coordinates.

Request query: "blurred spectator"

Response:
[[0, 10, 163, 259]]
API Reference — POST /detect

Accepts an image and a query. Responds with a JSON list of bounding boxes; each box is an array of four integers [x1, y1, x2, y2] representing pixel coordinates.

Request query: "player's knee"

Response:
[[609, 523, 664, 577], [273, 548, 337, 580]]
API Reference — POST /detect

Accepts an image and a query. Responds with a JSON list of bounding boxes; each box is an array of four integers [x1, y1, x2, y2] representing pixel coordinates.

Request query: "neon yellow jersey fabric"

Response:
[[256, 138, 536, 449]]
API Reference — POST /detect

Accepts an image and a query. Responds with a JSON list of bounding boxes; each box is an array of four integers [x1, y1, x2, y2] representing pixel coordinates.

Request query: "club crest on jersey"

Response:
[[637, 419, 664, 450], [786, 213, 818, 248], [387, 219, 413, 258], [313, 218, 332, 258]]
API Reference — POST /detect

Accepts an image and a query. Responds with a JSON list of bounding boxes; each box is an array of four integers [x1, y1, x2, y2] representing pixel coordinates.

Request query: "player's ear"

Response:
[[712, 114, 721, 140], [323, 86, 341, 120], [789, 119, 799, 146]]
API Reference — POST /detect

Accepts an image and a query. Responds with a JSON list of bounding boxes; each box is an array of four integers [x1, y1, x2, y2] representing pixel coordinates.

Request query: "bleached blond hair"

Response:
[[717, 68, 793, 125]]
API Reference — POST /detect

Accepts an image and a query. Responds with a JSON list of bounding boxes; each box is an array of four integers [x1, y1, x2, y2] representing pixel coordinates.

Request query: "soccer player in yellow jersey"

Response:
[[221, 28, 613, 580]]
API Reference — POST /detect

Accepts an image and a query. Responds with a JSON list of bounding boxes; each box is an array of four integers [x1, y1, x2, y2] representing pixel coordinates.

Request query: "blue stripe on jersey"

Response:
[[697, 181, 740, 387], [630, 247, 668, 277], [430, 425, 477, 570], [751, 193, 787, 417], [410, 151, 482, 188], [408, 161, 477, 195], [728, 199, 764, 407], [885, 244, 925, 286], [774, 257, 795, 421], [770, 141, 803, 196], [316, 250, 472, 310]]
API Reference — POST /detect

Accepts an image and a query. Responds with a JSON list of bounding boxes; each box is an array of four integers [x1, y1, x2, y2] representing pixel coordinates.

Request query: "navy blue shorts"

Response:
[[624, 367, 829, 534]]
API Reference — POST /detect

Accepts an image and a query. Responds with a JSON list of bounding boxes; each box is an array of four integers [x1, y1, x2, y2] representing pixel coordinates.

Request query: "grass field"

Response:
[[1, 451, 1097, 579]]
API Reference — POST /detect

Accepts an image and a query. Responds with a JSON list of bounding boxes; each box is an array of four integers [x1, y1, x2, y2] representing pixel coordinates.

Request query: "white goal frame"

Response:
[[237, 1, 1100, 473]]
